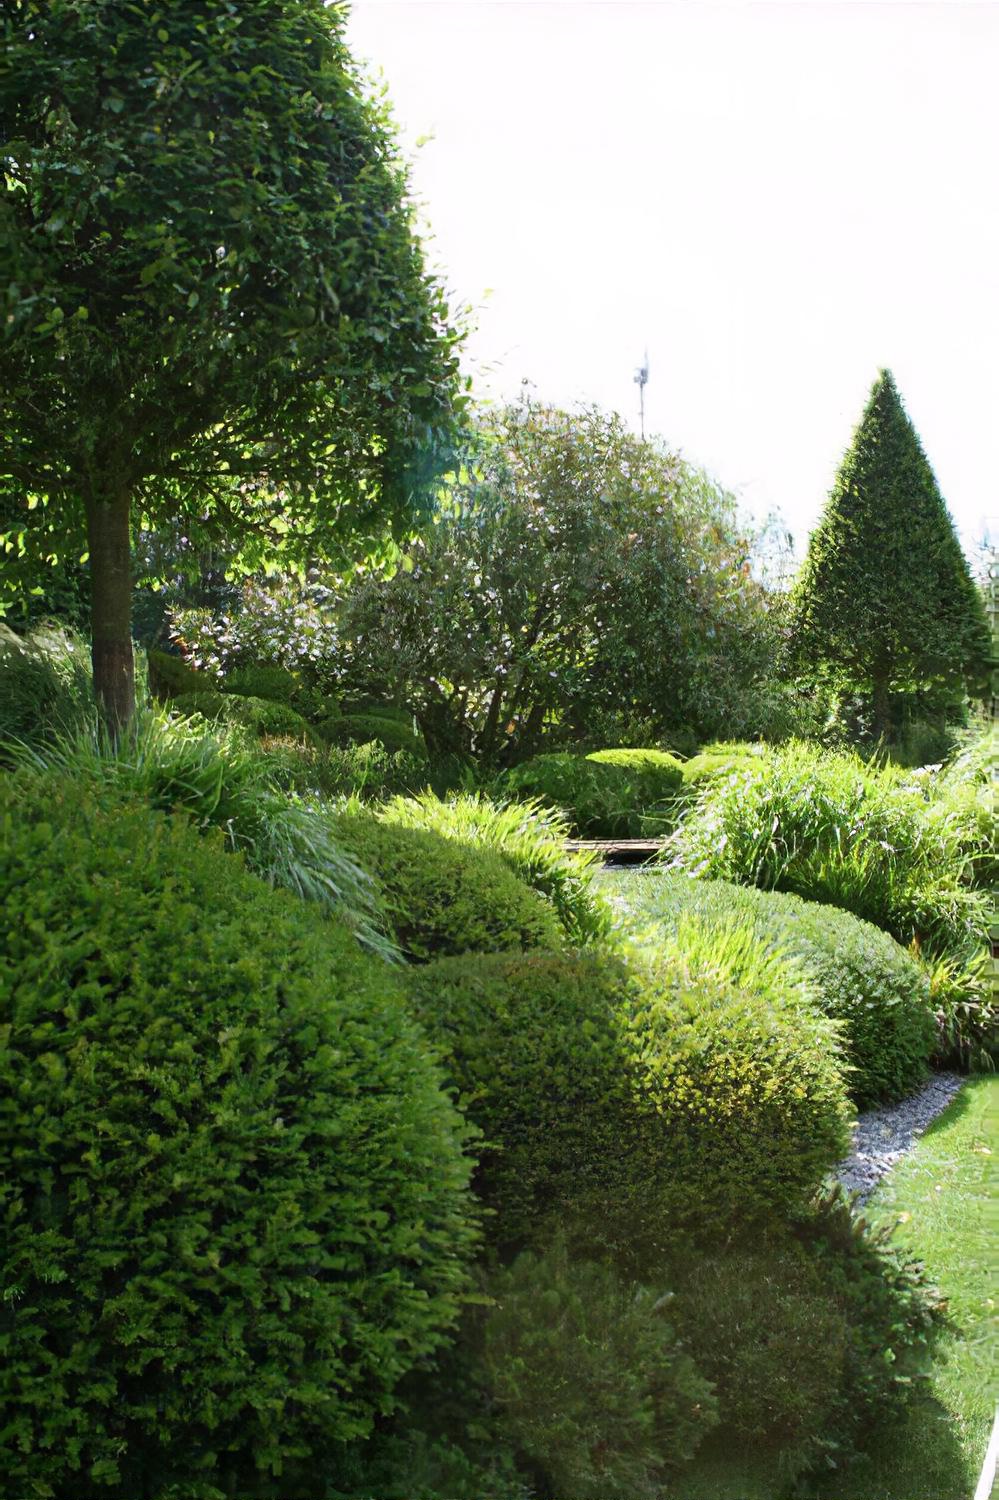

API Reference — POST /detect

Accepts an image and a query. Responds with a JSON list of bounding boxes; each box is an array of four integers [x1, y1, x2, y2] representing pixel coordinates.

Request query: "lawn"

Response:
[[671, 1075, 997, 1500]]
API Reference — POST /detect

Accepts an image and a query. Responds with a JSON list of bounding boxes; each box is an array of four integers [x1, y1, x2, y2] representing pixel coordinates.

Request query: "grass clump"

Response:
[[611, 871, 935, 1106], [496, 749, 682, 838], [378, 791, 615, 945], [0, 620, 94, 756], [328, 811, 562, 962], [0, 776, 477, 1498], [670, 741, 990, 957], [9, 712, 391, 956]]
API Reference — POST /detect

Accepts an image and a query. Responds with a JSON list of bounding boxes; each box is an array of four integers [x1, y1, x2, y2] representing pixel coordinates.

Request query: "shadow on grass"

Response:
[[804, 1392, 974, 1500]]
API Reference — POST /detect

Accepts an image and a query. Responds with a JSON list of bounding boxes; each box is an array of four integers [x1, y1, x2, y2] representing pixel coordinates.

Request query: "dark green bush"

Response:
[[329, 813, 561, 962], [146, 645, 215, 699], [0, 621, 93, 754], [497, 750, 681, 838], [0, 777, 477, 1498], [341, 698, 415, 728], [478, 1239, 717, 1499], [179, 689, 314, 741], [379, 792, 615, 946], [668, 1193, 946, 1482], [619, 872, 934, 1105], [406, 948, 849, 1256], [258, 737, 433, 803], [324, 711, 427, 758], [223, 662, 300, 703]]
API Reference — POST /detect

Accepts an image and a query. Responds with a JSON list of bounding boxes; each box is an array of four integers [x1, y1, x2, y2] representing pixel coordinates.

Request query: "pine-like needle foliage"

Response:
[[790, 370, 990, 729]]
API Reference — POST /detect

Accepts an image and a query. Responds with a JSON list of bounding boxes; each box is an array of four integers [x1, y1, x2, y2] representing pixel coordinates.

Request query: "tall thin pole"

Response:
[[634, 350, 649, 440]]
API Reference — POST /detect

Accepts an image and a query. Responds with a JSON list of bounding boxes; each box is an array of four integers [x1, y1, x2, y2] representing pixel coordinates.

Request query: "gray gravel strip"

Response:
[[834, 1072, 965, 1202]]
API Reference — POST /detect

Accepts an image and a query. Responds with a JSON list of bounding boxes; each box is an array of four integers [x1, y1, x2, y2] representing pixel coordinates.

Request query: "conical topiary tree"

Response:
[[789, 369, 990, 737]]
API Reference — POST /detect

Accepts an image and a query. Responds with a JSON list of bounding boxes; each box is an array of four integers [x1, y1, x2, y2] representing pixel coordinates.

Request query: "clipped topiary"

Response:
[[497, 751, 672, 838], [326, 711, 427, 758], [478, 1239, 717, 1499], [0, 776, 477, 1498], [378, 791, 615, 946], [178, 690, 314, 742], [619, 872, 934, 1106], [329, 812, 562, 961], [587, 747, 684, 796], [145, 645, 215, 700], [222, 662, 300, 703], [406, 946, 849, 1258]]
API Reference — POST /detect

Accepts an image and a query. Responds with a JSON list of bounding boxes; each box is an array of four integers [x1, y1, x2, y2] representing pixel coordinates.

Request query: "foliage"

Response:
[[258, 737, 439, 804], [679, 743, 766, 792], [789, 371, 990, 733], [477, 1239, 717, 1499], [405, 947, 849, 1259], [321, 402, 789, 762], [671, 1194, 946, 1482], [171, 577, 342, 677], [324, 1428, 531, 1500], [616, 871, 935, 1106], [378, 791, 615, 945], [0, 619, 94, 756], [1, 0, 466, 726], [223, 663, 300, 704], [496, 750, 681, 838], [670, 742, 991, 958], [146, 645, 216, 699], [0, 776, 477, 1497], [179, 689, 315, 742], [10, 711, 391, 955], [328, 812, 561, 962], [922, 947, 998, 1072], [325, 711, 428, 758]]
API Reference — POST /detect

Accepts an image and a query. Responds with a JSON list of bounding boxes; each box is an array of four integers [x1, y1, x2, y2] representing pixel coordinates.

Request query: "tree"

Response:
[[0, 0, 465, 731], [301, 402, 789, 761], [789, 370, 990, 737]]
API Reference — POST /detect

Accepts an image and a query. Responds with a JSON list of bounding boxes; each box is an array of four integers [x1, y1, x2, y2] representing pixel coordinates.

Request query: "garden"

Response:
[[1, 4, 997, 1499]]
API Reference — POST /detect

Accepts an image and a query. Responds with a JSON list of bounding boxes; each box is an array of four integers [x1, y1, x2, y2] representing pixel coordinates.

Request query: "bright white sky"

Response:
[[346, 0, 999, 559]]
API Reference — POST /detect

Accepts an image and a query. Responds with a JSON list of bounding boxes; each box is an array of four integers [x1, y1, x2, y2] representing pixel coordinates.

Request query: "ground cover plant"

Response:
[[0, 773, 477, 1497], [608, 870, 936, 1105]]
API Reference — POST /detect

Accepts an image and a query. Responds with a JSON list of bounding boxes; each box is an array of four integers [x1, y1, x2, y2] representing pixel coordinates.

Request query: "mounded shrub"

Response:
[[146, 645, 215, 699], [618, 872, 934, 1105], [671, 742, 990, 957], [179, 690, 314, 741], [0, 776, 477, 1498], [378, 792, 615, 946], [477, 1239, 717, 1499], [222, 662, 300, 703], [324, 711, 427, 759], [341, 699, 415, 729], [496, 751, 680, 838], [329, 813, 562, 962], [406, 947, 849, 1257], [0, 621, 93, 753]]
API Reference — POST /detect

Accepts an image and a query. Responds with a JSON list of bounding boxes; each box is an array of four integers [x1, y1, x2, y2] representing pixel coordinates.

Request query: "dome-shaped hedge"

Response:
[[0, 775, 477, 1498], [329, 812, 562, 962], [406, 948, 849, 1259]]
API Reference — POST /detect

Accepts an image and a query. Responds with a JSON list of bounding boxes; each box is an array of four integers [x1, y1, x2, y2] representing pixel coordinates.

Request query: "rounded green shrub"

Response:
[[406, 947, 849, 1256], [378, 791, 615, 946], [222, 662, 300, 703], [478, 1239, 717, 1499], [0, 776, 477, 1497], [497, 751, 679, 838], [145, 646, 215, 699], [325, 711, 427, 758], [329, 813, 562, 962], [341, 699, 415, 728], [621, 872, 934, 1106], [179, 690, 313, 741]]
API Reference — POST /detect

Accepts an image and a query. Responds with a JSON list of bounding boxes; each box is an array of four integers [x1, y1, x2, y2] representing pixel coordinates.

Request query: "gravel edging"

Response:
[[834, 1072, 966, 1203]]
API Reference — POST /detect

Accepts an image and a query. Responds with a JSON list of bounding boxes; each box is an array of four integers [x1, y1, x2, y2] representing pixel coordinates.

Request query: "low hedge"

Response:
[[323, 712, 427, 759], [378, 792, 615, 946], [145, 646, 216, 699], [496, 750, 682, 838], [222, 663, 300, 704], [179, 690, 314, 741], [620, 873, 934, 1106], [406, 947, 849, 1257], [0, 776, 477, 1497], [328, 813, 562, 962]]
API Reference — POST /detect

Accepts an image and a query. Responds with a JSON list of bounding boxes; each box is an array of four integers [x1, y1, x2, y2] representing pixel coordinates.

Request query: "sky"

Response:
[[346, 0, 999, 561]]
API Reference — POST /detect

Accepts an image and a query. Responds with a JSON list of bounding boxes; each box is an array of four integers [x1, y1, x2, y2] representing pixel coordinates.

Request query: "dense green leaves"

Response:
[[789, 371, 990, 730], [0, 775, 477, 1496]]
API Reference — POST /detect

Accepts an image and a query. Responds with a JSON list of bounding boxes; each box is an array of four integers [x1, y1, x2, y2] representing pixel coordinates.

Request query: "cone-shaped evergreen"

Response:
[[790, 370, 990, 734]]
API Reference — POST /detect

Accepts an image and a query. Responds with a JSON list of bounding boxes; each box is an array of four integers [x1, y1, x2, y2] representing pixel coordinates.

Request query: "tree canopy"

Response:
[[0, 0, 466, 727], [789, 369, 990, 735]]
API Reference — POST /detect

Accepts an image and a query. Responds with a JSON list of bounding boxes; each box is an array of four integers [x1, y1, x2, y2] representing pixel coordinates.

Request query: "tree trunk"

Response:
[[86, 487, 134, 738]]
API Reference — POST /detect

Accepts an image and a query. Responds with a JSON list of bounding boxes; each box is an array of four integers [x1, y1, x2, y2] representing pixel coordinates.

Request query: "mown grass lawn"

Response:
[[671, 1074, 997, 1500]]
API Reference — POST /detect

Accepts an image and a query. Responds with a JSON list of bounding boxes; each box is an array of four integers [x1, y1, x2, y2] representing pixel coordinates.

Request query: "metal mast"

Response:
[[634, 350, 649, 440]]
